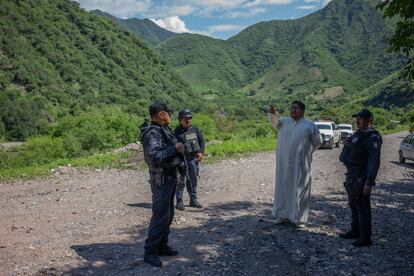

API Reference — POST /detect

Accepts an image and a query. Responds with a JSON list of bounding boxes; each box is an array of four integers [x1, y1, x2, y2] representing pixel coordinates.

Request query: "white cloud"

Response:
[[77, 0, 300, 19], [302, 0, 332, 6], [143, 3, 196, 18], [151, 17, 245, 37], [245, 0, 295, 8], [322, 0, 332, 6], [151, 16, 189, 33], [296, 5, 318, 10], [227, 7, 266, 18]]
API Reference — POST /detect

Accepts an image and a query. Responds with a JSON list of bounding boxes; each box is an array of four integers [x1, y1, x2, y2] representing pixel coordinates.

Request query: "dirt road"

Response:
[[1, 132, 413, 275]]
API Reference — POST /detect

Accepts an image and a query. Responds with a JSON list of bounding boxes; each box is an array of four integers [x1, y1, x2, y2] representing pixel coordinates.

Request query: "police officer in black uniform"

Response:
[[174, 109, 205, 210], [339, 109, 382, 247], [141, 101, 184, 267]]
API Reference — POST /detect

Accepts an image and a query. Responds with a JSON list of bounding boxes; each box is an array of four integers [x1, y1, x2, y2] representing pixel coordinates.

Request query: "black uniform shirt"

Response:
[[340, 128, 382, 187], [143, 122, 179, 168]]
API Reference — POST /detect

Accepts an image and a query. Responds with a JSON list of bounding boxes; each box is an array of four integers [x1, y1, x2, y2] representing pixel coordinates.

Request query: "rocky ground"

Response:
[[0, 132, 413, 275]]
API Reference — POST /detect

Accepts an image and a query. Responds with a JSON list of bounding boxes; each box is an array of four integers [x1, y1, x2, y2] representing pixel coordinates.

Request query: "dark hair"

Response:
[[291, 101, 305, 111]]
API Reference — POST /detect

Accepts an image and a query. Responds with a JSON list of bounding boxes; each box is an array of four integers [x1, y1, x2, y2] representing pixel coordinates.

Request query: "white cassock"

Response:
[[269, 113, 321, 223]]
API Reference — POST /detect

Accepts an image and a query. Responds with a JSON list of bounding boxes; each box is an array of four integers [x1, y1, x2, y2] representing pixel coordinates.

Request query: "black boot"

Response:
[[176, 199, 185, 211], [339, 230, 359, 239], [144, 252, 162, 267], [158, 244, 179, 256], [189, 198, 202, 208], [352, 238, 372, 247]]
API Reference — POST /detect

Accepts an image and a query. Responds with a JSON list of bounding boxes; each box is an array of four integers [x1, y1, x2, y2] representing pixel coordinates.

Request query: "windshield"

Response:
[[316, 124, 332, 130], [338, 126, 352, 130]]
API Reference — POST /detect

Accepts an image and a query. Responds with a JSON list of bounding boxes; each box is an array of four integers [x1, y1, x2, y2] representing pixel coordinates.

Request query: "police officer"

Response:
[[141, 101, 184, 267], [174, 109, 205, 210], [339, 108, 382, 247]]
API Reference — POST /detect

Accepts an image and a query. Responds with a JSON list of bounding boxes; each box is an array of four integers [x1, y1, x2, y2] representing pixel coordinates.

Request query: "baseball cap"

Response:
[[149, 101, 174, 116], [352, 108, 373, 119]]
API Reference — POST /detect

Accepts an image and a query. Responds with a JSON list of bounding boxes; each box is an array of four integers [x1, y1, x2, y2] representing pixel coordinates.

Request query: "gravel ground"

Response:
[[0, 131, 413, 275]]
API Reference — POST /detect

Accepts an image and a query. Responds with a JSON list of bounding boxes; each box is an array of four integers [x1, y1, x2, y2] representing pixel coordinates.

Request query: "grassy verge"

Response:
[[0, 136, 277, 180], [205, 136, 276, 158], [2, 124, 408, 181], [379, 125, 408, 136], [0, 152, 134, 180]]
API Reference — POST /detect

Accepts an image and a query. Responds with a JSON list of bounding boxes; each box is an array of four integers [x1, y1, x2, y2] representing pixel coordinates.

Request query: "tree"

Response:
[[377, 0, 414, 79]]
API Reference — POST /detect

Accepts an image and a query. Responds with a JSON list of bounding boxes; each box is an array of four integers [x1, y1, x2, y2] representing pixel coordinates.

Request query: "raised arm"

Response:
[[268, 106, 282, 130]]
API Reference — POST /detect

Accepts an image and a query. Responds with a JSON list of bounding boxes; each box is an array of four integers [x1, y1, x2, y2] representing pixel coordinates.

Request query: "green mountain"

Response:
[[158, 0, 407, 108], [0, 0, 194, 140], [92, 10, 178, 46], [363, 72, 414, 108]]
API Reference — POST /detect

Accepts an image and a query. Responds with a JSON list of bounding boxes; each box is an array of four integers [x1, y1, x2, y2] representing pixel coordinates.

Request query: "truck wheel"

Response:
[[399, 151, 406, 163], [329, 140, 333, 149], [335, 140, 340, 148]]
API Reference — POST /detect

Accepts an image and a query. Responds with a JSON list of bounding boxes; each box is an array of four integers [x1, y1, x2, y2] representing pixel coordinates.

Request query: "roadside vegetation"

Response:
[[1, 106, 411, 180], [1, 0, 413, 180]]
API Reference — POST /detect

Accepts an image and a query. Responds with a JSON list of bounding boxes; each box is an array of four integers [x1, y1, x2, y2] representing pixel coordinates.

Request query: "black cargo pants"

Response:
[[345, 176, 372, 240], [176, 159, 199, 201], [144, 170, 177, 254]]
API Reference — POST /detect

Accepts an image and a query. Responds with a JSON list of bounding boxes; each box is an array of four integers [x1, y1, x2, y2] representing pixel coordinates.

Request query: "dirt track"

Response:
[[0, 132, 413, 275]]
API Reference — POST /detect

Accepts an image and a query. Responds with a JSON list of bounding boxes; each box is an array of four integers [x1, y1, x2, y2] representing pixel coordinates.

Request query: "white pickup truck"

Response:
[[337, 124, 354, 142], [314, 121, 341, 149]]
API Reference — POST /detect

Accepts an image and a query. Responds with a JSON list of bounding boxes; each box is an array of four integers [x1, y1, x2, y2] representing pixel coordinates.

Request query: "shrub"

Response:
[[13, 136, 66, 167]]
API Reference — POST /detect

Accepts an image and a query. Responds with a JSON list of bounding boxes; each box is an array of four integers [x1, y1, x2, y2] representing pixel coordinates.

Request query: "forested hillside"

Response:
[[92, 10, 178, 46], [0, 0, 193, 140], [158, 0, 407, 109]]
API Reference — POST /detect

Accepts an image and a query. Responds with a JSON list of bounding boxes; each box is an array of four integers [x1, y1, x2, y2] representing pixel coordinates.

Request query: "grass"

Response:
[[0, 136, 277, 180], [206, 136, 276, 158], [0, 151, 135, 181], [379, 125, 409, 136], [2, 124, 408, 181]]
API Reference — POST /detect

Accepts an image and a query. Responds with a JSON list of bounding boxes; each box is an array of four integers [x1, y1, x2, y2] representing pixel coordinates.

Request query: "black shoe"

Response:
[[144, 253, 162, 267], [176, 200, 185, 211], [339, 231, 359, 239], [158, 245, 179, 256], [352, 239, 373, 247], [189, 199, 202, 208]]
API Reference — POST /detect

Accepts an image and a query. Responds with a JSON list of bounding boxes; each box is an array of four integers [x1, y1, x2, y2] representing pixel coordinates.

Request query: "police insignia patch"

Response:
[[351, 137, 358, 143], [373, 142, 378, 148], [149, 136, 158, 146]]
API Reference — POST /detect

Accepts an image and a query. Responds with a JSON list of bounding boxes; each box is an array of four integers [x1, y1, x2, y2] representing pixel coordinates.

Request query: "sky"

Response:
[[75, 0, 332, 39]]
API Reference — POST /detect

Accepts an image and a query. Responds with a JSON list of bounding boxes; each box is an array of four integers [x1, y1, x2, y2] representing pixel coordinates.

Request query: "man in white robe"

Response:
[[268, 101, 321, 226]]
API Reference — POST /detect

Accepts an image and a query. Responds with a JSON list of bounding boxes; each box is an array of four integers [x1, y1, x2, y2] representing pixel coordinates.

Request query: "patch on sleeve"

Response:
[[371, 134, 379, 139], [372, 142, 378, 148], [148, 135, 159, 146]]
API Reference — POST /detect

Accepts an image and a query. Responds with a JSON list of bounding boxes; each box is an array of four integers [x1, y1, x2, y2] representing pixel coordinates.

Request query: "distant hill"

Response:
[[363, 73, 414, 108], [0, 0, 193, 140], [158, 0, 407, 108], [92, 10, 179, 46]]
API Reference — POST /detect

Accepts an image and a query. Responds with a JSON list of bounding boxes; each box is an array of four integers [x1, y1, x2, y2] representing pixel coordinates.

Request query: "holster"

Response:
[[150, 167, 164, 188], [345, 175, 365, 198]]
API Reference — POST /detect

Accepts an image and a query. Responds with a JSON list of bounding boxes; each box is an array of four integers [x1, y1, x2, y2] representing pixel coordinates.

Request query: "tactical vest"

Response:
[[179, 127, 201, 159], [141, 124, 182, 168], [339, 129, 380, 170]]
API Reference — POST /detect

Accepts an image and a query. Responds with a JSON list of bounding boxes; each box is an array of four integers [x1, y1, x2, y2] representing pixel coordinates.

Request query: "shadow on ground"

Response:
[[49, 174, 413, 275]]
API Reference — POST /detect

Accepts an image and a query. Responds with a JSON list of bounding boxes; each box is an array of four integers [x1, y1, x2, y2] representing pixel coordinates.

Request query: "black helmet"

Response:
[[178, 109, 192, 120]]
